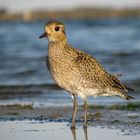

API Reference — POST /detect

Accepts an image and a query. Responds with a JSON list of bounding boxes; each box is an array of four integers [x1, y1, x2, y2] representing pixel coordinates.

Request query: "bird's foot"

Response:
[[83, 123, 87, 129], [70, 124, 76, 130]]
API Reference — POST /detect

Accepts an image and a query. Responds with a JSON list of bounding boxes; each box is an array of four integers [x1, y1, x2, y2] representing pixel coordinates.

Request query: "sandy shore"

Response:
[[0, 103, 140, 135]]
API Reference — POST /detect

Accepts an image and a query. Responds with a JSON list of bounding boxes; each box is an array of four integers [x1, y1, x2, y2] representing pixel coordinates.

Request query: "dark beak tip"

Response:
[[39, 35, 42, 39], [39, 32, 47, 39]]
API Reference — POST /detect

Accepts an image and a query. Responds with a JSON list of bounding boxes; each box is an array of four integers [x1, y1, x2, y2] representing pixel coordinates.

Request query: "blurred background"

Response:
[[0, 0, 140, 107]]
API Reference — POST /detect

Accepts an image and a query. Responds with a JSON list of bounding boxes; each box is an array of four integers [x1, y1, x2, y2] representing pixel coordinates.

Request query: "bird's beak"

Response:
[[39, 32, 47, 39]]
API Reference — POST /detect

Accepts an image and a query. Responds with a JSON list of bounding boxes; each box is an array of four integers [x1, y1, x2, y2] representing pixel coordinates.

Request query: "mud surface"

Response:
[[0, 104, 140, 135]]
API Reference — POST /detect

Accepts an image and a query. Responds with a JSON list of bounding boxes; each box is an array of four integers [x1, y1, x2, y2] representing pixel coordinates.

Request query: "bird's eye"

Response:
[[55, 26, 60, 31]]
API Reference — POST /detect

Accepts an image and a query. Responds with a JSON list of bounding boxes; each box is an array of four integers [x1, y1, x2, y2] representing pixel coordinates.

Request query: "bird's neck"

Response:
[[48, 39, 69, 58], [49, 38, 67, 46]]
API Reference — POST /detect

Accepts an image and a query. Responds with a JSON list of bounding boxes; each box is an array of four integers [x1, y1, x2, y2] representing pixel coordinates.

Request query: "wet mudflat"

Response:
[[0, 104, 140, 140], [0, 121, 139, 140]]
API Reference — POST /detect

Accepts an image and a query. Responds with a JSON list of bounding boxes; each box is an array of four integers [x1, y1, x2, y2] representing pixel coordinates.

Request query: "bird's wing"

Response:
[[73, 49, 133, 92], [109, 74, 128, 91], [109, 74, 134, 92], [73, 50, 111, 87]]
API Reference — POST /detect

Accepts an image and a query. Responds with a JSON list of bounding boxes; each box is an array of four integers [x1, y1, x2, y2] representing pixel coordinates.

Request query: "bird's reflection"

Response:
[[71, 126, 88, 140]]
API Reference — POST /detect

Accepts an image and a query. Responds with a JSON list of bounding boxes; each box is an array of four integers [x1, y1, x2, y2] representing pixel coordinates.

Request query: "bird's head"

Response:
[[39, 21, 66, 43]]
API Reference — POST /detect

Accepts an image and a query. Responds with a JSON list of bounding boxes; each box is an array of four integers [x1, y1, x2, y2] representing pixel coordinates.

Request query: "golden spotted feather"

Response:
[[48, 43, 134, 100]]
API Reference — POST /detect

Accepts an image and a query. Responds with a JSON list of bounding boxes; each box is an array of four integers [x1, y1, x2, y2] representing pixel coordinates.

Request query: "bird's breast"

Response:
[[48, 44, 75, 89]]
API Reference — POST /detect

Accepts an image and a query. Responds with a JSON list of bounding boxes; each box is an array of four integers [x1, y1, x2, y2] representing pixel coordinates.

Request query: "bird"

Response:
[[39, 21, 134, 128]]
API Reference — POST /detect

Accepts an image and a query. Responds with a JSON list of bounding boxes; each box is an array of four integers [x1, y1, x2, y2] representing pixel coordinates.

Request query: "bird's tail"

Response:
[[126, 95, 135, 101], [125, 85, 134, 92], [120, 93, 135, 101], [116, 90, 135, 100]]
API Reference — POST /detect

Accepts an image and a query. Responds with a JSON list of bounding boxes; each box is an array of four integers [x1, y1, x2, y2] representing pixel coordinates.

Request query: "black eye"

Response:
[[55, 26, 60, 31]]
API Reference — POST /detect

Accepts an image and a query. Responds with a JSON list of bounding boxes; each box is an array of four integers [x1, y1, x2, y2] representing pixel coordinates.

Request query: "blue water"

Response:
[[0, 18, 140, 106]]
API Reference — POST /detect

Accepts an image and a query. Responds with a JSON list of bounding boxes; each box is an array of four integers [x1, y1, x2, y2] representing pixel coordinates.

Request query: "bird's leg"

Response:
[[83, 99, 88, 127], [83, 125, 88, 140], [70, 127, 77, 140], [71, 94, 78, 129]]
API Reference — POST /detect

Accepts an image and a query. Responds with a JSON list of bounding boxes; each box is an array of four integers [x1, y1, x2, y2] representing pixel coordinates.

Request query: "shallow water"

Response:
[[0, 18, 140, 106], [0, 18, 140, 85], [0, 121, 139, 140], [0, 88, 139, 107]]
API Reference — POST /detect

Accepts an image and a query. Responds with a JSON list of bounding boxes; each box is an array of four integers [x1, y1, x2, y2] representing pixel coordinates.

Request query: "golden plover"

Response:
[[39, 21, 134, 128]]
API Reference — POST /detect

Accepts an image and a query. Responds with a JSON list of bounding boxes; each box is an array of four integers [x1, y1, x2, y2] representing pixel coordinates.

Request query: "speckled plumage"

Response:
[[39, 21, 134, 128]]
